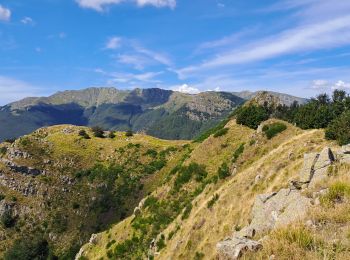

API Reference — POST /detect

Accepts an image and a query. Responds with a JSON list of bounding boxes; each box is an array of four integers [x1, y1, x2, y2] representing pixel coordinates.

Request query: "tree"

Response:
[[91, 126, 105, 138], [236, 105, 269, 129], [4, 235, 51, 260], [125, 130, 133, 137], [325, 111, 350, 145]]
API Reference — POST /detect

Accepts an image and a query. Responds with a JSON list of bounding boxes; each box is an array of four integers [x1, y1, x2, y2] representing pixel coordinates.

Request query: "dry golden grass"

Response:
[[81, 119, 345, 260]]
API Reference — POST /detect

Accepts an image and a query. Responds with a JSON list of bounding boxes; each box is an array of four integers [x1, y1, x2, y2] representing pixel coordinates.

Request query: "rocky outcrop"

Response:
[[217, 237, 262, 260], [0, 159, 42, 176], [299, 147, 335, 187], [217, 147, 336, 259], [337, 144, 350, 164]]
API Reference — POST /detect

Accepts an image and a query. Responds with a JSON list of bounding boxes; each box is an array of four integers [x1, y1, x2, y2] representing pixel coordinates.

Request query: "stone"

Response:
[[248, 189, 311, 234], [89, 234, 98, 245], [254, 175, 262, 184], [341, 144, 350, 154], [217, 237, 262, 260], [309, 148, 335, 187], [299, 153, 319, 183]]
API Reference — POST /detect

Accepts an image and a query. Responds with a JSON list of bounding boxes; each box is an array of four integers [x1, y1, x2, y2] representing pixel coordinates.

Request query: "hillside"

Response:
[[0, 126, 187, 258], [0, 88, 306, 142], [77, 118, 350, 260]]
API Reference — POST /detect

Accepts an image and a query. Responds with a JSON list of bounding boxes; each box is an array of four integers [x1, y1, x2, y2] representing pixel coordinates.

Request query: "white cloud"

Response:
[[0, 76, 46, 105], [173, 84, 200, 94], [21, 17, 34, 25], [311, 79, 330, 89], [133, 44, 172, 66], [136, 0, 176, 9], [76, 0, 175, 11], [178, 15, 350, 78], [105, 36, 122, 49], [332, 80, 350, 90], [0, 5, 11, 21], [95, 69, 162, 84]]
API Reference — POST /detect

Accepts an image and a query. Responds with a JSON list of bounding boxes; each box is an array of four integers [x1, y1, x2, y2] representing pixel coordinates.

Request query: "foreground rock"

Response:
[[217, 237, 262, 260], [217, 147, 336, 259]]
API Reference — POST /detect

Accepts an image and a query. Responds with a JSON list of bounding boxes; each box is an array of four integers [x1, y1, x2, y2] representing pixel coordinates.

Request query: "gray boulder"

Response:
[[217, 237, 262, 260]]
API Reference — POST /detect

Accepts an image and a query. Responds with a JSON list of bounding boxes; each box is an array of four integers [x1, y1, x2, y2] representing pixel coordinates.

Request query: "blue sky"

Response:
[[1, 0, 350, 104]]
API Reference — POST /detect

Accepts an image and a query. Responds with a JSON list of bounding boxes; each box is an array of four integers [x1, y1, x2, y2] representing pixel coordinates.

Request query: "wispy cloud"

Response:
[[76, 0, 176, 12], [0, 76, 46, 105], [178, 14, 350, 78], [95, 69, 163, 85], [105, 36, 122, 49], [0, 4, 11, 22], [21, 17, 35, 25]]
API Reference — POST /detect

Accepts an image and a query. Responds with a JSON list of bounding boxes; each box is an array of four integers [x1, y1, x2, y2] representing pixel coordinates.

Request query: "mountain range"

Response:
[[0, 87, 307, 141]]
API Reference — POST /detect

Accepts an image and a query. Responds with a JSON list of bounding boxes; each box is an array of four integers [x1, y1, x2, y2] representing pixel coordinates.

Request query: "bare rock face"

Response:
[[299, 147, 335, 187], [0, 159, 42, 176], [217, 237, 262, 260], [337, 144, 350, 164], [241, 189, 311, 236], [299, 153, 319, 183]]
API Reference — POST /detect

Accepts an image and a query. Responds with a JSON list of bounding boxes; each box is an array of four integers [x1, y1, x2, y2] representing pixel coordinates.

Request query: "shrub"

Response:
[[91, 126, 105, 138], [144, 149, 158, 158], [325, 111, 350, 145], [181, 203, 192, 220], [207, 194, 219, 209], [194, 252, 205, 260], [214, 128, 229, 138], [174, 163, 207, 190], [78, 130, 90, 139], [0, 194, 5, 201], [4, 235, 50, 260], [1, 211, 15, 228], [262, 122, 287, 139], [218, 162, 230, 179], [126, 130, 133, 137], [232, 143, 245, 163], [156, 234, 166, 251], [236, 105, 269, 129], [193, 118, 230, 143], [108, 131, 116, 139], [0, 147, 7, 155], [4, 138, 16, 144]]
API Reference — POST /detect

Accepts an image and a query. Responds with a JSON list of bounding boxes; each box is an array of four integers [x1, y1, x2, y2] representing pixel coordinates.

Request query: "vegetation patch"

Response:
[[213, 128, 229, 138], [236, 105, 269, 129], [232, 143, 245, 163], [207, 194, 219, 209], [320, 182, 350, 207], [262, 122, 287, 139]]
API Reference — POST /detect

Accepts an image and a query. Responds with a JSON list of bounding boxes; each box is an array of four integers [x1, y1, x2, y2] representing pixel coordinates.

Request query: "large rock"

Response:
[[299, 153, 318, 183], [246, 189, 311, 234], [309, 147, 334, 187], [217, 237, 262, 260], [299, 148, 335, 187], [337, 145, 350, 164]]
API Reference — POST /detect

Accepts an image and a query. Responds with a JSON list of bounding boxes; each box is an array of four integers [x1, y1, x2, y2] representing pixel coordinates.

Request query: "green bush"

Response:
[[156, 234, 166, 250], [174, 163, 207, 190], [0, 147, 7, 155], [126, 130, 133, 137], [78, 130, 90, 139], [262, 122, 287, 139], [207, 194, 219, 209], [232, 143, 245, 163], [91, 126, 105, 138], [4, 235, 50, 260], [1, 211, 15, 228], [144, 149, 158, 158], [214, 128, 229, 138], [236, 105, 269, 129], [325, 111, 350, 145], [108, 131, 116, 139], [181, 203, 192, 220], [218, 162, 230, 179]]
